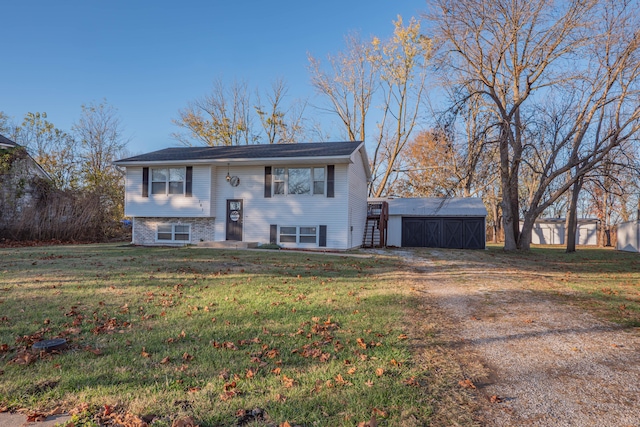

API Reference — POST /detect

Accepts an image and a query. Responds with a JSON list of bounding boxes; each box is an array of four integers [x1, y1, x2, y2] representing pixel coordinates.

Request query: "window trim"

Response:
[[271, 167, 325, 196], [156, 223, 191, 243]]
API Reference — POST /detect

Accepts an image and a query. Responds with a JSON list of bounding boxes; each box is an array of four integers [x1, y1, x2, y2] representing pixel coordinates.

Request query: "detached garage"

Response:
[[380, 197, 487, 249]]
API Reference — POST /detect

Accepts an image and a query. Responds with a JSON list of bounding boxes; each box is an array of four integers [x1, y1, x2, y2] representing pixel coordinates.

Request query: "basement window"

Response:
[[157, 224, 191, 242], [279, 226, 318, 244]]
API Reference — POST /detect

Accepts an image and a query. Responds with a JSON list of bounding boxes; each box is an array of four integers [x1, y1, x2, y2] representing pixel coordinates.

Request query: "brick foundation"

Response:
[[132, 217, 215, 245]]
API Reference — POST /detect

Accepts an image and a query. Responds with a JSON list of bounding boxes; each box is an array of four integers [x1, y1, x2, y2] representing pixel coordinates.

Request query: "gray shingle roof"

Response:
[[381, 197, 488, 217], [115, 141, 363, 164], [0, 134, 18, 148]]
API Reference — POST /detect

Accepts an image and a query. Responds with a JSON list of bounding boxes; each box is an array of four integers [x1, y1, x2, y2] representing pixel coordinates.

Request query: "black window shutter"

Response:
[[185, 166, 193, 197], [319, 225, 327, 247], [327, 165, 335, 198], [264, 166, 272, 198], [270, 224, 277, 244], [142, 167, 149, 197]]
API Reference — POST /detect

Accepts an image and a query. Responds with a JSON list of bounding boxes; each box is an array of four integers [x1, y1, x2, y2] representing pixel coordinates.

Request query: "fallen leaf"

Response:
[[375, 368, 384, 377], [397, 334, 408, 340], [282, 375, 296, 388], [459, 379, 476, 389], [372, 408, 387, 418], [172, 415, 197, 427], [26, 413, 48, 422], [489, 395, 503, 403]]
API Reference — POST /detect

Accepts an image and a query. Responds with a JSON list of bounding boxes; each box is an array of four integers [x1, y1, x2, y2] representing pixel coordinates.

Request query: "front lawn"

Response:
[[0, 244, 434, 426]]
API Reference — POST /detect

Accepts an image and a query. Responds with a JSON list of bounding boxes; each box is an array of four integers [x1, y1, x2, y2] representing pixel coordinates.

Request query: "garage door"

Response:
[[401, 217, 485, 249]]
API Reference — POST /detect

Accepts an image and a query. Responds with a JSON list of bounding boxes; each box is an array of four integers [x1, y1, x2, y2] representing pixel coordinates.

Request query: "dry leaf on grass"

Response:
[[459, 379, 476, 389], [357, 416, 378, 427], [173, 415, 198, 427]]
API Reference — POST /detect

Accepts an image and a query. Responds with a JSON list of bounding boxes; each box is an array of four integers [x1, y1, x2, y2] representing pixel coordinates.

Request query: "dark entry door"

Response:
[[226, 199, 243, 241]]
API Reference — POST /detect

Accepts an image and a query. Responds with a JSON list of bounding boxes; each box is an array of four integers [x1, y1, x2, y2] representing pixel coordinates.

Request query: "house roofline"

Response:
[[113, 154, 355, 167]]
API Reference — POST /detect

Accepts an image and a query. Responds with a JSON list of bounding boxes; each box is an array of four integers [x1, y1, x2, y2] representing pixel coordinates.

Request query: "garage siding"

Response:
[[401, 217, 485, 249]]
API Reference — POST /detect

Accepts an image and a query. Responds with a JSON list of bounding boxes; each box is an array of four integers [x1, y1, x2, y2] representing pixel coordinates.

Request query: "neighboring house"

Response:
[[371, 197, 487, 249], [113, 141, 371, 250], [526, 218, 599, 246], [617, 220, 639, 252], [0, 135, 50, 232]]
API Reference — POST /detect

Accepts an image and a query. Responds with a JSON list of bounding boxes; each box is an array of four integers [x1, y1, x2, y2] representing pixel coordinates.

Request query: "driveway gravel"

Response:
[[401, 249, 640, 427]]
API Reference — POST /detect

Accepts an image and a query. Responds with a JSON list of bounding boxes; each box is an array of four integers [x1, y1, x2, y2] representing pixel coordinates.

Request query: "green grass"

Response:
[[483, 243, 640, 326], [0, 244, 432, 426], [2, 243, 637, 426]]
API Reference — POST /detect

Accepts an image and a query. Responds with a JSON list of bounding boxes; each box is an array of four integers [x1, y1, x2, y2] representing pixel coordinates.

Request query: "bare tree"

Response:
[[429, 0, 640, 251], [14, 112, 79, 190], [255, 78, 307, 144], [173, 79, 253, 146], [308, 32, 377, 143], [309, 17, 432, 196], [73, 101, 128, 228]]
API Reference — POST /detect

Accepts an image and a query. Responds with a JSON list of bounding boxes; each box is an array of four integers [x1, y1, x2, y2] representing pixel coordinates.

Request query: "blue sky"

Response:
[[1, 1, 426, 154]]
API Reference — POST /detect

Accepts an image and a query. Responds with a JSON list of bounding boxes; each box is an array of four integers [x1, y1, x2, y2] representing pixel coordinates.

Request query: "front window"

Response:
[[279, 226, 317, 244], [274, 168, 285, 195], [313, 168, 325, 195], [157, 224, 191, 242], [288, 168, 311, 194], [279, 226, 297, 243], [273, 167, 325, 196], [151, 167, 184, 195]]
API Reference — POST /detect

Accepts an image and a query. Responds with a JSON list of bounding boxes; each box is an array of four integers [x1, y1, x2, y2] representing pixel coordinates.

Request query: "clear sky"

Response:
[[1, 1, 426, 154]]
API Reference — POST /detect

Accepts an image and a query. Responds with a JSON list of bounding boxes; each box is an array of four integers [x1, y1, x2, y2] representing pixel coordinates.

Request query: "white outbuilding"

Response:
[[616, 220, 640, 252], [527, 218, 599, 246]]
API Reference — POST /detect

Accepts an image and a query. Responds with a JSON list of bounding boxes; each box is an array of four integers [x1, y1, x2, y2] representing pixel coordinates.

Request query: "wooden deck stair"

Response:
[[362, 201, 389, 248]]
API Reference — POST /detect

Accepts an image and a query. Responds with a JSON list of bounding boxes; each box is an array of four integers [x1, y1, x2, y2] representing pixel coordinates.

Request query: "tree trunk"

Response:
[[565, 175, 583, 253], [492, 201, 500, 243], [499, 129, 519, 251]]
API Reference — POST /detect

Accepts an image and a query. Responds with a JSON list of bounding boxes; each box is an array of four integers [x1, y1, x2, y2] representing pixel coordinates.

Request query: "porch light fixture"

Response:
[[226, 163, 231, 182]]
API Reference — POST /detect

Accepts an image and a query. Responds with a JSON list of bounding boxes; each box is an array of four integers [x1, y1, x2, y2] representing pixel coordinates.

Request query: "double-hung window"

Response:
[[279, 226, 317, 244], [272, 167, 325, 196], [151, 168, 185, 195], [157, 224, 191, 242]]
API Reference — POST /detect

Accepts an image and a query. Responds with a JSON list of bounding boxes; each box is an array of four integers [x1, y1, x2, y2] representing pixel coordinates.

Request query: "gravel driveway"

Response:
[[401, 249, 640, 427]]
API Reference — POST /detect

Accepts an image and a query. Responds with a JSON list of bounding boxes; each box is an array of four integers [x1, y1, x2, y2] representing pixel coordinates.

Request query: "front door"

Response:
[[226, 199, 243, 241]]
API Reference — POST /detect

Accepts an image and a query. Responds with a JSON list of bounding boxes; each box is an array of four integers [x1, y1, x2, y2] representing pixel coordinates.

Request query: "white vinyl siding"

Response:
[[347, 147, 369, 248], [124, 166, 212, 217], [213, 164, 353, 249]]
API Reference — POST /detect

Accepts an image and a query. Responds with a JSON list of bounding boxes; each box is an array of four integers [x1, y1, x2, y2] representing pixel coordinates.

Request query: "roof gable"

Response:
[[0, 134, 18, 149]]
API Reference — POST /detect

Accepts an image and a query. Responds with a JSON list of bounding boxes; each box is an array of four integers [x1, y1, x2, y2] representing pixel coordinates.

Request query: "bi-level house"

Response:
[[114, 141, 371, 250]]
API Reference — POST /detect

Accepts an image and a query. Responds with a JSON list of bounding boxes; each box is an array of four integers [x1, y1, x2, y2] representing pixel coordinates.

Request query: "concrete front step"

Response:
[[196, 241, 259, 249]]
